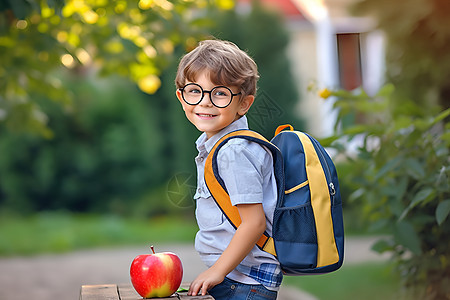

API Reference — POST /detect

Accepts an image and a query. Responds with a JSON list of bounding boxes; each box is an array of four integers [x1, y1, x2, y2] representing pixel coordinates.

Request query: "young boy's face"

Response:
[[176, 70, 254, 139]]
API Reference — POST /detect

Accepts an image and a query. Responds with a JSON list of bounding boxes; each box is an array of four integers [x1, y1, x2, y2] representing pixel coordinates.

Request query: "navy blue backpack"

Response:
[[204, 124, 344, 275]]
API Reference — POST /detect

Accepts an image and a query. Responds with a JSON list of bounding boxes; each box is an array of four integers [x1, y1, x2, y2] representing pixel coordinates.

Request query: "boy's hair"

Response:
[[175, 39, 259, 98]]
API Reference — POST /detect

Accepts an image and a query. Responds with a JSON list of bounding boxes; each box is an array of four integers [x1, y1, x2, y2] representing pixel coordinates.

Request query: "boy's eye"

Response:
[[213, 88, 230, 97], [186, 87, 202, 94]]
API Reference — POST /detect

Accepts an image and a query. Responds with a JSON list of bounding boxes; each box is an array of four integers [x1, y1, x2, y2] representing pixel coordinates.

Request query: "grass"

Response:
[[0, 211, 198, 256], [1, 211, 404, 298], [283, 262, 401, 300]]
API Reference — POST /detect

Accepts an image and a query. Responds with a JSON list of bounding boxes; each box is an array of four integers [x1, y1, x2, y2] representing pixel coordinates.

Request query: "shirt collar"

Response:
[[195, 115, 249, 154]]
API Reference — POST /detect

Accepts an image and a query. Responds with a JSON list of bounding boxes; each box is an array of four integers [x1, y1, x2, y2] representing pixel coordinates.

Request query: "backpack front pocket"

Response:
[[272, 204, 318, 272], [283, 180, 309, 207]]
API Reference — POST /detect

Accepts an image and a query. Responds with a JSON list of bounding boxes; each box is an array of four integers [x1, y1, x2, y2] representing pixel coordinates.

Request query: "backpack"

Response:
[[204, 124, 344, 275]]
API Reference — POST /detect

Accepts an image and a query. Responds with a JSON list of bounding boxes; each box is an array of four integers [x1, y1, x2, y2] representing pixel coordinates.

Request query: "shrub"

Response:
[[322, 85, 450, 299]]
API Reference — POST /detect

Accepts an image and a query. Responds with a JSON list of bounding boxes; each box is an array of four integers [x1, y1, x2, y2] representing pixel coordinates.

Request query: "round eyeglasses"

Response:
[[179, 83, 241, 108]]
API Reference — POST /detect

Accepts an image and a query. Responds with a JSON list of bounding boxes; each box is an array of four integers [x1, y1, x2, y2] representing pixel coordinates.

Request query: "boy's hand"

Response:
[[188, 267, 225, 296]]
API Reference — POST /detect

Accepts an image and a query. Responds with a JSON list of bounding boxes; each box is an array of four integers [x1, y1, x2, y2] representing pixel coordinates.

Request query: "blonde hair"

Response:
[[175, 39, 259, 98]]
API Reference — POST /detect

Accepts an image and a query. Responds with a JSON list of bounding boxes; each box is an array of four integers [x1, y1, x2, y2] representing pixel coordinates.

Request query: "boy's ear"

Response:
[[176, 89, 184, 106], [238, 95, 255, 116]]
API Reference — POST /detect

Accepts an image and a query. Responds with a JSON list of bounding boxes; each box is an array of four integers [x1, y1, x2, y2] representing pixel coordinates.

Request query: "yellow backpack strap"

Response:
[[295, 132, 339, 267], [204, 130, 282, 257]]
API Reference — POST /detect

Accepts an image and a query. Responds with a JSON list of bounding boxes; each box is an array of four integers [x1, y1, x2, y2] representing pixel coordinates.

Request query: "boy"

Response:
[[175, 39, 282, 300]]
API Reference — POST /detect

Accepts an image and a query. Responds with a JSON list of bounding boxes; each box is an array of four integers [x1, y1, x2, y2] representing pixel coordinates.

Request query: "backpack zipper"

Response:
[[309, 135, 336, 197]]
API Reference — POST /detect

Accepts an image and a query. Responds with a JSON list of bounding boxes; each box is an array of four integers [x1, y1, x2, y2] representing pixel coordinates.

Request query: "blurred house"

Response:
[[238, 0, 385, 137]]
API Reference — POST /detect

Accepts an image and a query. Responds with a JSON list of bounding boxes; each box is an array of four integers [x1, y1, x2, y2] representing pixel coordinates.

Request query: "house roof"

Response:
[[238, 0, 306, 19]]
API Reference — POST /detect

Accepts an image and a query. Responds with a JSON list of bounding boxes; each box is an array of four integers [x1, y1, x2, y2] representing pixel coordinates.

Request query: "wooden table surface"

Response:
[[80, 284, 214, 300]]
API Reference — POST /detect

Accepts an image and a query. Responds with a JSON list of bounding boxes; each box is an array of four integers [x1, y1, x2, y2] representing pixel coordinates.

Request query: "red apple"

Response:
[[130, 246, 183, 298]]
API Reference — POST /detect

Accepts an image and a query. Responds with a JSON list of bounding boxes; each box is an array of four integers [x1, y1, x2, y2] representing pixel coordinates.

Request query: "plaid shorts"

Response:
[[236, 263, 283, 289]]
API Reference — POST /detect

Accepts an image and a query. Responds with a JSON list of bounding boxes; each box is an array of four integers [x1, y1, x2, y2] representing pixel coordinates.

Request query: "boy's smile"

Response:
[[177, 70, 254, 139], [196, 113, 216, 119]]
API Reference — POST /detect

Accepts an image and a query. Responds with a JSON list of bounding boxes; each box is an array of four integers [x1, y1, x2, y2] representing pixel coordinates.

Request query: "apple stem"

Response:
[[150, 245, 155, 254]]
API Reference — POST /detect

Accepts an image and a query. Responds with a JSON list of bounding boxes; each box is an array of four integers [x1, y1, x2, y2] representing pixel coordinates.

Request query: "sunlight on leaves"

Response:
[[215, 0, 235, 10], [75, 48, 92, 65], [82, 10, 99, 24], [61, 54, 76, 68], [0, 0, 227, 135], [138, 75, 161, 94], [139, 0, 153, 10], [105, 39, 124, 53]]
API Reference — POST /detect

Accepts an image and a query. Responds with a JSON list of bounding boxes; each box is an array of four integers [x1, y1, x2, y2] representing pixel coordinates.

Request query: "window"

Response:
[[336, 33, 362, 91]]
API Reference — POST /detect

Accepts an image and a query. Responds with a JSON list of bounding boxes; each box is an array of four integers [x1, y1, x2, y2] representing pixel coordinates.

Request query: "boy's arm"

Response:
[[188, 203, 266, 296]]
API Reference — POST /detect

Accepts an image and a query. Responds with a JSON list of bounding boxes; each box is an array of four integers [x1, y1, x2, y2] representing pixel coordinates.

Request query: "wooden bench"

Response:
[[80, 283, 214, 300]]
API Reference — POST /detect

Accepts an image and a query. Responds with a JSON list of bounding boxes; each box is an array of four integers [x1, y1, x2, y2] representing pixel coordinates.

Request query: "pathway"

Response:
[[0, 237, 388, 300]]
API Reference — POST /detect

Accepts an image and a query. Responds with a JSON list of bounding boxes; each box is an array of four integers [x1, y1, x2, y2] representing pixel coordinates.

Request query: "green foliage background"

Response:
[[0, 1, 304, 217], [342, 2, 450, 298], [352, 0, 450, 112], [323, 86, 450, 299], [0, 0, 215, 136]]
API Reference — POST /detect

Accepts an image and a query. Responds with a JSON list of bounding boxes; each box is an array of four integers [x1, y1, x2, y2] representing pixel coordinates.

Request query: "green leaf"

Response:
[[332, 89, 355, 98], [399, 187, 435, 220], [342, 124, 370, 135], [441, 131, 450, 143], [432, 108, 450, 124], [318, 136, 339, 147], [411, 188, 435, 206], [405, 158, 425, 179], [189, 17, 216, 27], [375, 157, 402, 180], [394, 115, 413, 130], [413, 118, 432, 131], [376, 83, 395, 97], [354, 98, 388, 113], [368, 218, 389, 233], [395, 177, 408, 201], [436, 200, 450, 225], [371, 238, 394, 254], [349, 188, 365, 202], [394, 221, 422, 255]]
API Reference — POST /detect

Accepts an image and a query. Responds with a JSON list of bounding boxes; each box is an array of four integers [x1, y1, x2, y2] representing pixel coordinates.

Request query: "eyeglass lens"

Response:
[[182, 83, 234, 108]]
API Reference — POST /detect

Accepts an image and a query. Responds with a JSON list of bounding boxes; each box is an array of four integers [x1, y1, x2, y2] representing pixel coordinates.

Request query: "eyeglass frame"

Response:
[[178, 83, 242, 108]]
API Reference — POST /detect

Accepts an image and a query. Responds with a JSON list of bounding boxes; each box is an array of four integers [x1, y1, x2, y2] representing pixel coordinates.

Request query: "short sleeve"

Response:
[[217, 139, 270, 206]]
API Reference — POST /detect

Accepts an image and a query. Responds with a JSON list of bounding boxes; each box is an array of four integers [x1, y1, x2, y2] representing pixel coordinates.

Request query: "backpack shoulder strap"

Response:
[[204, 129, 284, 257]]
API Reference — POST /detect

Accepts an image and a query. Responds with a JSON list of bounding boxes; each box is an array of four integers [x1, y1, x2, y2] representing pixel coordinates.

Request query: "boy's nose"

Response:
[[199, 91, 213, 106]]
